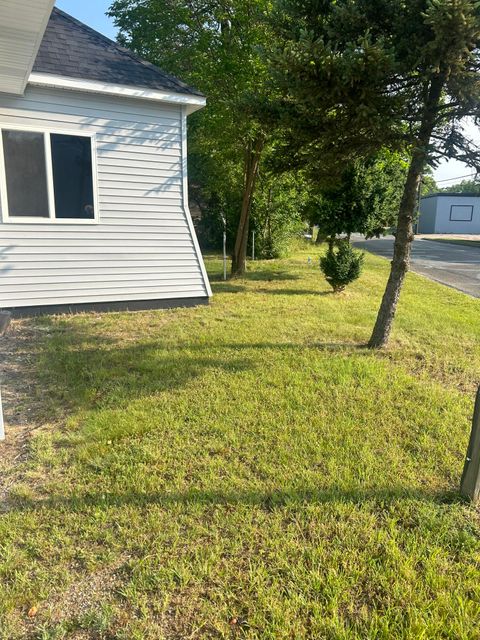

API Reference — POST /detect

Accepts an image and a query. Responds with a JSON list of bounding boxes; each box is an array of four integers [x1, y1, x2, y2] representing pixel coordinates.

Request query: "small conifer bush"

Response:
[[320, 240, 364, 292]]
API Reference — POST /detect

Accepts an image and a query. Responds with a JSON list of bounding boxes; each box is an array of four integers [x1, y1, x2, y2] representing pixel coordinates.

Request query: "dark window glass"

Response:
[[2, 130, 49, 217], [51, 134, 94, 219]]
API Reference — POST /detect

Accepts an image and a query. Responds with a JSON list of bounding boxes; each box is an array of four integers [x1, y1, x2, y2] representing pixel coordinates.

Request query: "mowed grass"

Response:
[[428, 238, 480, 248], [1, 245, 480, 639]]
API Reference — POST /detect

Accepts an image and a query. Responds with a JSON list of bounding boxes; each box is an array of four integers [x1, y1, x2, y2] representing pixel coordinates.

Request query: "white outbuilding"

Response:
[[0, 4, 211, 316], [418, 192, 480, 235]]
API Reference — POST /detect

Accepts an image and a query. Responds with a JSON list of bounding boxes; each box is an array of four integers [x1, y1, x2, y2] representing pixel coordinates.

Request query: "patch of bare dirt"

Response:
[[0, 320, 49, 506], [28, 555, 130, 632], [13, 555, 132, 639]]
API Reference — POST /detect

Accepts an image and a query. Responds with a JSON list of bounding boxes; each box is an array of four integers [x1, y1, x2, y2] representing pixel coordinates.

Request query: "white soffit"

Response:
[[0, 0, 55, 95]]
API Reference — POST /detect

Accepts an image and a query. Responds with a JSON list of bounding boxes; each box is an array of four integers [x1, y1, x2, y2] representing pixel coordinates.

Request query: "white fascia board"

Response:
[[28, 73, 206, 114]]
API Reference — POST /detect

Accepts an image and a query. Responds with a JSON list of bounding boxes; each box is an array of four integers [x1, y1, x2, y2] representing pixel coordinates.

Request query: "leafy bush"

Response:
[[252, 172, 308, 259], [253, 220, 305, 259], [320, 241, 364, 292]]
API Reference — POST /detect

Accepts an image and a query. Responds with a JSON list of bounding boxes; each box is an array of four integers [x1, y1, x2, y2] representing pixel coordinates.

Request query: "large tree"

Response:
[[272, 0, 480, 347], [108, 0, 273, 276]]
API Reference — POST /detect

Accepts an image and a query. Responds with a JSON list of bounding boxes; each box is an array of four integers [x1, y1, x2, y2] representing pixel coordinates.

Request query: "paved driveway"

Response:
[[353, 236, 480, 298]]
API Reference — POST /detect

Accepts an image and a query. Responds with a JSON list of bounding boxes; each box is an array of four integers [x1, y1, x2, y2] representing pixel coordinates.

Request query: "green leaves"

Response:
[[109, 0, 284, 253], [305, 151, 407, 239], [270, 0, 480, 167], [320, 240, 365, 292]]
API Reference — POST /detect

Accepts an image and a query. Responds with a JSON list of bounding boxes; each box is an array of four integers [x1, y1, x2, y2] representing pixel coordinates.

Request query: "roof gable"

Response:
[[32, 8, 202, 98]]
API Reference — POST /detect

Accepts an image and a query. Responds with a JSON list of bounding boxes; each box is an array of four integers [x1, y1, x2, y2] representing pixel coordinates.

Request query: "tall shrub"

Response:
[[320, 242, 364, 293]]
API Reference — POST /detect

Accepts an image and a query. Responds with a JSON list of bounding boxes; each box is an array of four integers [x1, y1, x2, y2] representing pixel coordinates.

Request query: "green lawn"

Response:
[[427, 238, 480, 248], [1, 246, 480, 639]]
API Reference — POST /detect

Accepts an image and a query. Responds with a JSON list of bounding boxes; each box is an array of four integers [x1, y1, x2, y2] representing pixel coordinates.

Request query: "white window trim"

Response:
[[0, 123, 100, 225]]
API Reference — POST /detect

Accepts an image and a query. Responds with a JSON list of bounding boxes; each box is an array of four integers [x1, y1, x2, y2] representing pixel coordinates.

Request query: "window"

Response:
[[2, 131, 50, 218], [51, 134, 95, 220], [0, 127, 97, 222], [450, 204, 473, 222]]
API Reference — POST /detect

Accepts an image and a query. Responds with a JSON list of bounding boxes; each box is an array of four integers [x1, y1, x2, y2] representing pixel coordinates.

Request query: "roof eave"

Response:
[[28, 72, 206, 114], [421, 192, 480, 199], [0, 0, 55, 95]]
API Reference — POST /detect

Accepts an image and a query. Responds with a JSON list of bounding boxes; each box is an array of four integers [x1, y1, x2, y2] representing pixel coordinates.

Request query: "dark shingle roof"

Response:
[[33, 8, 203, 97]]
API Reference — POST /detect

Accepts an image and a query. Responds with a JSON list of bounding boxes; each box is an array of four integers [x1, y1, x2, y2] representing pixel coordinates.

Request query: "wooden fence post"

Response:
[[460, 387, 480, 503]]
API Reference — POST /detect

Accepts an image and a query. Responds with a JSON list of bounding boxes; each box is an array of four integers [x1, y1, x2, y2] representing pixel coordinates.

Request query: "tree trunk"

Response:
[[231, 138, 264, 276], [368, 74, 446, 349], [367, 155, 424, 347]]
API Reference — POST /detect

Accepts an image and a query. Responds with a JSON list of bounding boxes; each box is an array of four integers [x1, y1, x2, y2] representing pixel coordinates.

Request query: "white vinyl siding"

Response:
[[0, 85, 210, 309]]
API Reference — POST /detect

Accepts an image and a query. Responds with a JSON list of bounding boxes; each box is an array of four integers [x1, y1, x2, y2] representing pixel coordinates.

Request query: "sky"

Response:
[[55, 1, 479, 188], [432, 118, 479, 187], [56, 0, 117, 40]]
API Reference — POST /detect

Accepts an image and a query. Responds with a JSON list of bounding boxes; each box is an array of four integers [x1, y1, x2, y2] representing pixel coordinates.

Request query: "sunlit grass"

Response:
[[1, 245, 480, 639]]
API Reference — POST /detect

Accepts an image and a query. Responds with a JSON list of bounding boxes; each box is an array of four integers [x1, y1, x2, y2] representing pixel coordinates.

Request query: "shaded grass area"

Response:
[[1, 247, 480, 639], [427, 238, 480, 248]]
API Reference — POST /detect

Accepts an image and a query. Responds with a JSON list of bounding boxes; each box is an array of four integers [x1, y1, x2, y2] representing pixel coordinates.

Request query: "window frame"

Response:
[[449, 204, 474, 222], [0, 124, 99, 224]]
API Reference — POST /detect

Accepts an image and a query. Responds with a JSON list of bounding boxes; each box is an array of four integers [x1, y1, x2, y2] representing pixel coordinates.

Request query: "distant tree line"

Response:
[[439, 179, 480, 194]]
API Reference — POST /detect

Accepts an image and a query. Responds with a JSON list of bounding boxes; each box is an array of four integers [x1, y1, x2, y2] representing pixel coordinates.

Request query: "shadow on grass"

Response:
[[28, 294, 370, 432], [210, 284, 332, 296], [34, 333, 255, 418], [33, 329, 370, 418], [167, 341, 369, 353], [211, 282, 247, 294], [256, 289, 334, 296], [209, 269, 301, 282], [7, 485, 463, 515], [210, 270, 301, 285], [243, 270, 301, 282]]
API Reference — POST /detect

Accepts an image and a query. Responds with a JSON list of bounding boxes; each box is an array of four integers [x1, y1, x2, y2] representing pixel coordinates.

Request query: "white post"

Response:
[[220, 212, 228, 281], [0, 388, 4, 441], [223, 231, 227, 281], [252, 231, 256, 261]]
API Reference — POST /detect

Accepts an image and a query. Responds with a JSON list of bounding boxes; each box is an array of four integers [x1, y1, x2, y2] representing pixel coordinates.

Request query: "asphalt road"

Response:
[[353, 236, 480, 298]]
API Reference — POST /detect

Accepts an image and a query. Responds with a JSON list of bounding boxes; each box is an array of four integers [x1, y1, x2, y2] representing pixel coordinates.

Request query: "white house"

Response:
[[418, 193, 480, 235], [0, 2, 211, 316]]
